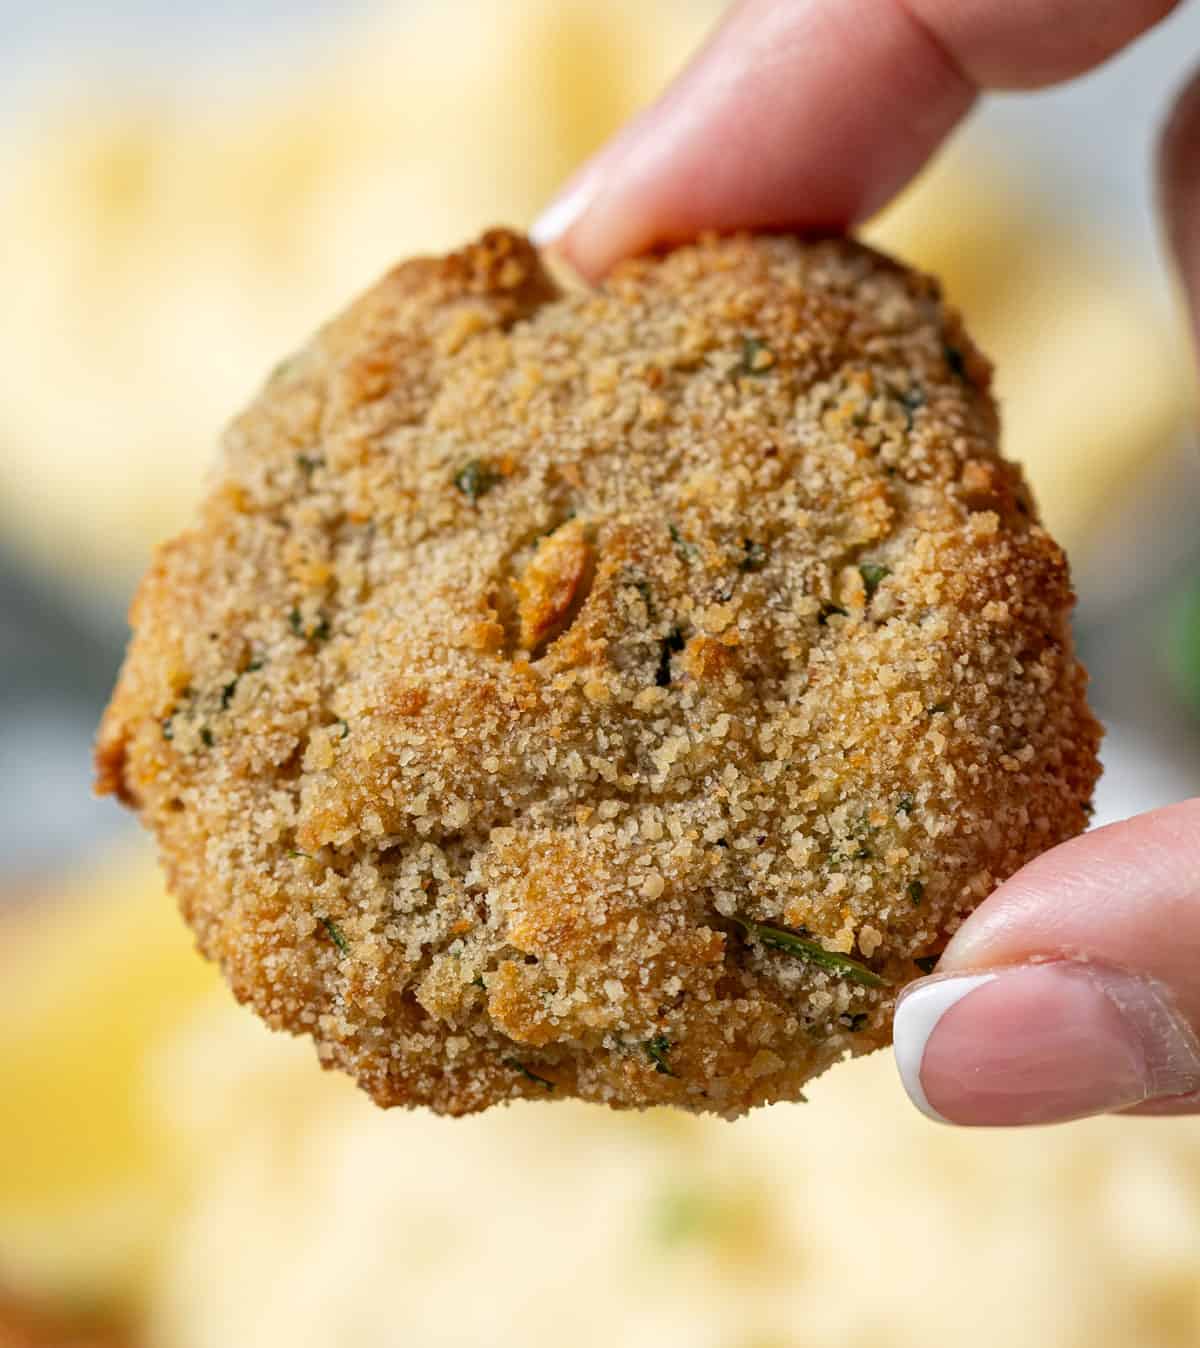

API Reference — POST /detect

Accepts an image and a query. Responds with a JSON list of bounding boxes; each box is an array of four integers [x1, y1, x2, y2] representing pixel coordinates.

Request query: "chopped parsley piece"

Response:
[[839, 1012, 869, 1032], [200, 727, 214, 748], [908, 880, 925, 907], [928, 701, 950, 716], [739, 539, 768, 573], [295, 453, 325, 474], [669, 523, 699, 562], [162, 717, 175, 741], [453, 459, 498, 503], [730, 915, 888, 988], [335, 719, 350, 740], [738, 336, 776, 376], [221, 661, 264, 709], [914, 954, 939, 975], [818, 602, 848, 626], [289, 849, 313, 860], [897, 795, 915, 815], [655, 628, 686, 688], [320, 916, 350, 954], [859, 563, 890, 598], [644, 1035, 677, 1077], [289, 609, 331, 642], [471, 975, 486, 990], [504, 1057, 555, 1091]]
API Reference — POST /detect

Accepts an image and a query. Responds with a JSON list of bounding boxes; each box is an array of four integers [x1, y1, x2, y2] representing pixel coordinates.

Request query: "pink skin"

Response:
[[533, 0, 1200, 1125], [534, 0, 1180, 279]]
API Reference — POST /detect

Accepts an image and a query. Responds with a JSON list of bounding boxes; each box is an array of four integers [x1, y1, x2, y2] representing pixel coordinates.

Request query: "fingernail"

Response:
[[530, 169, 603, 249], [893, 962, 1200, 1126]]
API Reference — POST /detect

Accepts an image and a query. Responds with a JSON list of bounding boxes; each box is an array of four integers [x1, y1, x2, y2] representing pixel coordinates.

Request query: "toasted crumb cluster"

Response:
[[97, 229, 1100, 1117]]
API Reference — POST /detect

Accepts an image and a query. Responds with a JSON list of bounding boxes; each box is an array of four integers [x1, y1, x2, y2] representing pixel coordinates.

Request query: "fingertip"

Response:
[[530, 173, 602, 253], [1158, 64, 1200, 347]]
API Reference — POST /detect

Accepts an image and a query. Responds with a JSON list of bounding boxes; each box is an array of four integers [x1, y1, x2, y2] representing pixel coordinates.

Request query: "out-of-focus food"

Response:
[[97, 228, 1099, 1116], [1169, 581, 1200, 715], [0, 848, 216, 1313], [0, 1293, 130, 1348]]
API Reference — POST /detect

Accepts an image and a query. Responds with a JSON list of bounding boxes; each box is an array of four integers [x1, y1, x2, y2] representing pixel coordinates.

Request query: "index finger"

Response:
[[534, 0, 1180, 279]]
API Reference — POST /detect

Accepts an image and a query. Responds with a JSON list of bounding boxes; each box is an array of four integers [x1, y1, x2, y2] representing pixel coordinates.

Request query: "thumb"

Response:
[[893, 799, 1200, 1125]]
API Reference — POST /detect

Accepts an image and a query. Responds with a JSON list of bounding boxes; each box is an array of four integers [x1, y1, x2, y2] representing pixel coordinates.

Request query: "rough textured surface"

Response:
[[97, 229, 1101, 1117]]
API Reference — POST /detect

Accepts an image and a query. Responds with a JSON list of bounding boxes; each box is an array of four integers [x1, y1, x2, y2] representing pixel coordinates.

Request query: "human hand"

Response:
[[533, 0, 1200, 1126]]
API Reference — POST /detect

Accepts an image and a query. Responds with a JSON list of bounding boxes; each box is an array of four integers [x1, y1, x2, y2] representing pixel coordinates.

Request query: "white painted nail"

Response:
[[893, 972, 997, 1122], [530, 172, 602, 247]]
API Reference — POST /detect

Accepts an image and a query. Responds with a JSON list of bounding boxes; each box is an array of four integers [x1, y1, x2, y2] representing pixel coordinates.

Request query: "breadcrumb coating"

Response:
[[97, 229, 1101, 1117]]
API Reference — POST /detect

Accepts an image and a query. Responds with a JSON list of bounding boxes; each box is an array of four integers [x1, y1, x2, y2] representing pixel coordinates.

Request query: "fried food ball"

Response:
[[96, 230, 1101, 1117]]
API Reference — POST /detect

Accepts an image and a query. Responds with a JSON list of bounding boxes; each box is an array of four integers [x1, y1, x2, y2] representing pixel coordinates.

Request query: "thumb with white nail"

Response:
[[893, 801, 1200, 1125]]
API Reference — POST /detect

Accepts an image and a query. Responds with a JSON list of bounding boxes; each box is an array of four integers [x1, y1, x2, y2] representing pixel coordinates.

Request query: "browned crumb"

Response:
[[96, 229, 1101, 1118]]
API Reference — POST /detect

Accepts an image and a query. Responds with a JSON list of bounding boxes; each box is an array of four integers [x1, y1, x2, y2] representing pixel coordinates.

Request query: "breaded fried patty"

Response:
[[97, 230, 1101, 1117]]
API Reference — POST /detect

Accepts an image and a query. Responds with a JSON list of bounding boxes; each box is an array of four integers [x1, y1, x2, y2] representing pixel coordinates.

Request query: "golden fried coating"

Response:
[[97, 230, 1100, 1117]]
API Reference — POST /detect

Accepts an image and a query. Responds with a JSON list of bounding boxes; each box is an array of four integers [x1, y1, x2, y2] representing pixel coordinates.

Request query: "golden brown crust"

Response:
[[97, 228, 1101, 1117]]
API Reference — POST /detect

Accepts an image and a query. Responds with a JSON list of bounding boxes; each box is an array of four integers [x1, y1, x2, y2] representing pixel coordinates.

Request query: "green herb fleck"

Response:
[[928, 701, 950, 716], [454, 459, 498, 503], [818, 602, 848, 626], [739, 539, 768, 573], [901, 386, 926, 429], [295, 453, 325, 474], [320, 916, 350, 954], [199, 727, 214, 749], [914, 954, 939, 975], [335, 719, 350, 740], [655, 627, 686, 688], [220, 678, 239, 709], [289, 849, 313, 860], [943, 343, 967, 380], [162, 717, 175, 741], [839, 1012, 869, 1033], [318, 922, 345, 954], [908, 880, 925, 907], [471, 975, 486, 990], [897, 795, 914, 815], [669, 523, 699, 562], [504, 1057, 555, 1091], [730, 915, 888, 988], [737, 336, 776, 377], [859, 563, 890, 598], [644, 1035, 677, 1077], [289, 609, 331, 642]]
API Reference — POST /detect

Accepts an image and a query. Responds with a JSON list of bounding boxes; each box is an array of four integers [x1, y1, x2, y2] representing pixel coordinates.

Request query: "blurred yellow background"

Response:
[[2, 2, 1199, 1345]]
